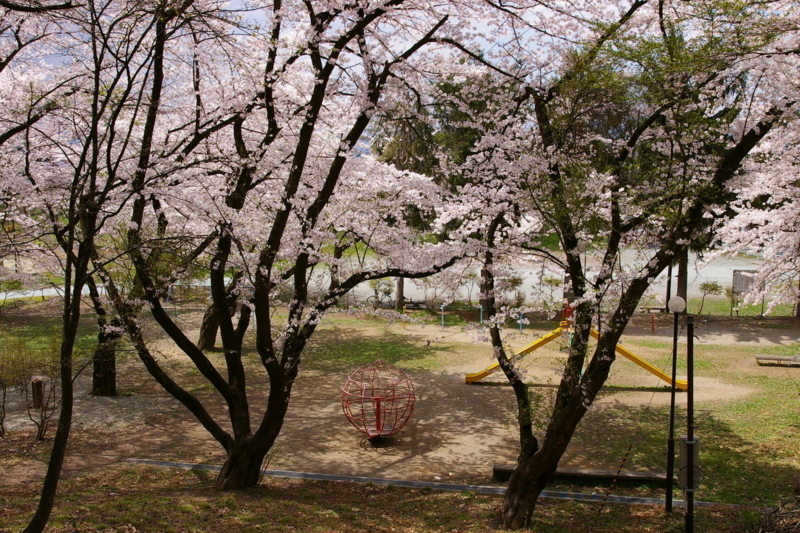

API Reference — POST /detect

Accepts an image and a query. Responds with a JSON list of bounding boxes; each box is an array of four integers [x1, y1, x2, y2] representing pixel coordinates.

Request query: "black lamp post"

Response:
[[684, 315, 697, 533], [665, 295, 685, 513]]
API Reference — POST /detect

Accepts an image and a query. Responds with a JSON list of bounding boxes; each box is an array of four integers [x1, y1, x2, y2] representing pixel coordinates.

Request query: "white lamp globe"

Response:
[[668, 296, 686, 314]]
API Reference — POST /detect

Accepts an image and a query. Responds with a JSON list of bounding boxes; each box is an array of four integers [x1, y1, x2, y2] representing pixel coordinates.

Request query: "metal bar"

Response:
[[686, 316, 695, 533], [666, 310, 679, 513]]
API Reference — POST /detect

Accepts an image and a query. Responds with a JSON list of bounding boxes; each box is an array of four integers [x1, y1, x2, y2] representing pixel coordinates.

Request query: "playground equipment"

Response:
[[342, 360, 416, 438], [464, 322, 689, 390]]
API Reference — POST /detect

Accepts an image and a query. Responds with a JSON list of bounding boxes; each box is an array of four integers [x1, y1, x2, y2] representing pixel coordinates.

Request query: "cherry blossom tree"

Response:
[[95, 0, 500, 491], [428, 0, 800, 527], [0, 1, 224, 530], [717, 128, 800, 315]]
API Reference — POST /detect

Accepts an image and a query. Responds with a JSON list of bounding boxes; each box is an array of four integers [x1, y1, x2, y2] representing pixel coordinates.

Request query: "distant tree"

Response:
[[697, 281, 723, 315], [717, 133, 800, 315]]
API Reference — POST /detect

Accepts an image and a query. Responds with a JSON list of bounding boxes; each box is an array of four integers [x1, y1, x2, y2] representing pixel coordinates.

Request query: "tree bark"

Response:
[[23, 341, 74, 533], [91, 321, 120, 396], [676, 249, 688, 304], [86, 277, 118, 396], [502, 312, 621, 529], [215, 437, 271, 490], [196, 304, 220, 352], [503, 438, 563, 528], [395, 277, 404, 311], [0, 381, 7, 438], [664, 263, 672, 311], [796, 275, 800, 318], [197, 275, 240, 352], [23, 229, 94, 533]]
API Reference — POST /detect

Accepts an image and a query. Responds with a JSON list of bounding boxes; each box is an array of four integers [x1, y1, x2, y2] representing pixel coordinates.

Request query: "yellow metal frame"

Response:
[[464, 322, 688, 390]]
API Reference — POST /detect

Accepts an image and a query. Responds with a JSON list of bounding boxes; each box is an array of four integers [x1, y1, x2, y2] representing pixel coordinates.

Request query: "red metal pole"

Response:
[[375, 397, 382, 435]]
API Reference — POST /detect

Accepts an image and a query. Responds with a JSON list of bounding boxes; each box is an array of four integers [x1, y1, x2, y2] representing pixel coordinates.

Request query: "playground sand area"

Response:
[[2, 310, 799, 499]]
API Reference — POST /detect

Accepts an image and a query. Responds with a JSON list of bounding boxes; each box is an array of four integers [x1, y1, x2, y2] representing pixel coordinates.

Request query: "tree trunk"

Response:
[[23, 347, 74, 533], [215, 437, 271, 490], [197, 275, 240, 352], [92, 323, 120, 396], [23, 246, 90, 532], [395, 277, 404, 311], [196, 305, 220, 352], [503, 425, 575, 528], [676, 249, 688, 304], [501, 333, 599, 529], [0, 381, 7, 438], [664, 263, 672, 311], [501, 273, 643, 528], [796, 275, 800, 318]]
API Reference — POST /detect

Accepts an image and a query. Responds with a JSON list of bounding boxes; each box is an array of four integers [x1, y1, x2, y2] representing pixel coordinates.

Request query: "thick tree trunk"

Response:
[[23, 345, 74, 533], [92, 321, 120, 396], [215, 437, 271, 490], [24, 244, 91, 533], [503, 426, 577, 528], [502, 336, 598, 529], [501, 276, 641, 529], [503, 444, 560, 527]]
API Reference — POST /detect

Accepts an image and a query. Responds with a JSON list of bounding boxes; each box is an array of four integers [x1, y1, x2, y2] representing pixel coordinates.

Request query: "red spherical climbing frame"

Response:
[[341, 360, 416, 439]]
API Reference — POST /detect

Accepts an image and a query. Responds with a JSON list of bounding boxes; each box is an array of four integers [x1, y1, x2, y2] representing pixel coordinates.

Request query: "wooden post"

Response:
[[31, 378, 44, 409]]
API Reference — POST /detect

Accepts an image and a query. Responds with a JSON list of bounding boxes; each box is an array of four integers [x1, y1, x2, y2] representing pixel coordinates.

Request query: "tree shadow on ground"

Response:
[[273, 365, 522, 483], [570, 401, 800, 508], [475, 381, 675, 394]]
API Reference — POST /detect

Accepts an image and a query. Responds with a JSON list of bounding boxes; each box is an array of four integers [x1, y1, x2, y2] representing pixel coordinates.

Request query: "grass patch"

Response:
[[688, 297, 796, 317], [302, 326, 457, 371], [597, 337, 800, 508]]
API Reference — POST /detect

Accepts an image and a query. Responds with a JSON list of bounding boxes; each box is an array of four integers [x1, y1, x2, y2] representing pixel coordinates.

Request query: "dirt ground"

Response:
[[2, 309, 799, 490]]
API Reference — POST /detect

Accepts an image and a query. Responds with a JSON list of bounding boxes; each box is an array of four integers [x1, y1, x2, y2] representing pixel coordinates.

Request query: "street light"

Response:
[[682, 316, 699, 533], [665, 295, 685, 513]]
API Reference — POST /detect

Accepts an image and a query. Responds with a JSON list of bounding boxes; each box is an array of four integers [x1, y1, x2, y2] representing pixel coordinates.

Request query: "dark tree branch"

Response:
[[0, 0, 76, 12]]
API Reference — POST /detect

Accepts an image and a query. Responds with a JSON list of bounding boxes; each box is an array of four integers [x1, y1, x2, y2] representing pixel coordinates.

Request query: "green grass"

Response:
[[688, 296, 796, 317], [602, 337, 800, 508], [415, 308, 471, 327], [302, 326, 458, 371], [0, 313, 97, 354]]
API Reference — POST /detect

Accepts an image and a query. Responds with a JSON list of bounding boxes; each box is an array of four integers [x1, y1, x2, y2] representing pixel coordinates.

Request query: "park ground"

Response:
[[1, 299, 800, 532]]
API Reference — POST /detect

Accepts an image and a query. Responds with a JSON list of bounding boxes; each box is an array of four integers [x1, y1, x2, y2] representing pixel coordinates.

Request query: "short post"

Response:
[[441, 304, 446, 331], [402, 305, 407, 330], [479, 305, 483, 325], [519, 312, 523, 333], [31, 378, 44, 409]]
